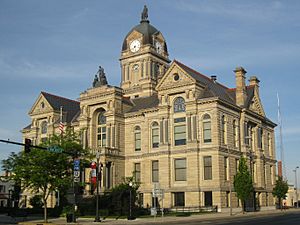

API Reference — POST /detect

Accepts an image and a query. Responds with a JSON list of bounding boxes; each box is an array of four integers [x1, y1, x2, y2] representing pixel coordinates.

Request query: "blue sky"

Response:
[[0, 0, 299, 183]]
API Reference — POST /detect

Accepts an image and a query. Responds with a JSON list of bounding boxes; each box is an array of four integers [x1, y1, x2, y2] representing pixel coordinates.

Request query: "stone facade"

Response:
[[22, 7, 277, 211]]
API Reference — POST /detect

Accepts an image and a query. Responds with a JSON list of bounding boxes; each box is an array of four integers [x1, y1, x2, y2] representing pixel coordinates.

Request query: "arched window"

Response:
[[233, 120, 238, 148], [151, 122, 159, 148], [174, 97, 185, 113], [203, 114, 211, 143], [221, 115, 227, 144], [97, 110, 106, 147], [134, 126, 141, 151], [41, 121, 47, 134]]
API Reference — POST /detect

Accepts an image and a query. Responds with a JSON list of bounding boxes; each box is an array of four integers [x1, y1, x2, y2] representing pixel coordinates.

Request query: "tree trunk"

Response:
[[279, 198, 282, 211], [43, 198, 48, 222], [242, 200, 245, 214]]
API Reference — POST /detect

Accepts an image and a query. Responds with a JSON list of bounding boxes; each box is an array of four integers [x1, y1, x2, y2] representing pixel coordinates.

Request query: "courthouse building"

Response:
[[22, 7, 277, 211]]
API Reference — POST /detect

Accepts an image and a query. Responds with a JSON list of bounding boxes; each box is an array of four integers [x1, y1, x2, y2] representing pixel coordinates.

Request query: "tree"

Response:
[[234, 157, 253, 213], [29, 195, 43, 208], [102, 177, 140, 217], [2, 129, 89, 222], [272, 176, 288, 210]]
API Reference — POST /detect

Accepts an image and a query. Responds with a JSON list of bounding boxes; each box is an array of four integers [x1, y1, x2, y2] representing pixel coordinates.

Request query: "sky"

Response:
[[0, 0, 299, 183]]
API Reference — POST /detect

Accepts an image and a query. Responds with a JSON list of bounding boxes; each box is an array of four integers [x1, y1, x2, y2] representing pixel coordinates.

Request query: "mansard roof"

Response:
[[41, 92, 80, 123]]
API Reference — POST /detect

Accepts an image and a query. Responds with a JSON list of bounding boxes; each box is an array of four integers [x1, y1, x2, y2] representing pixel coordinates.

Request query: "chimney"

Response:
[[210, 75, 217, 83], [234, 66, 247, 107], [249, 76, 260, 87]]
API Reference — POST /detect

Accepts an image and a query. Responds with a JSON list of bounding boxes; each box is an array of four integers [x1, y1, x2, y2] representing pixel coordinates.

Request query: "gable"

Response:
[[126, 30, 143, 43], [156, 61, 198, 91], [248, 90, 265, 117], [29, 93, 54, 116]]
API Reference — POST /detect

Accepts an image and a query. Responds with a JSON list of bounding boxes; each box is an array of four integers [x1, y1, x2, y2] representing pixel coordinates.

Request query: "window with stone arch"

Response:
[[134, 126, 141, 151], [41, 121, 47, 134], [151, 121, 159, 148], [97, 109, 106, 147], [221, 115, 227, 144], [233, 119, 239, 148], [173, 97, 186, 113], [203, 114, 212, 143]]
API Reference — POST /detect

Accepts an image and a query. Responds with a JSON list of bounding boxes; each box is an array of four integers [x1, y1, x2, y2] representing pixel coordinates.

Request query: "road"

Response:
[[152, 211, 300, 225], [1, 210, 300, 225]]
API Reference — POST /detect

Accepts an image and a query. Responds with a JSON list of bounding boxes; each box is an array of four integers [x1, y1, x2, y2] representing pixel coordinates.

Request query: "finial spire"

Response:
[[141, 5, 149, 22]]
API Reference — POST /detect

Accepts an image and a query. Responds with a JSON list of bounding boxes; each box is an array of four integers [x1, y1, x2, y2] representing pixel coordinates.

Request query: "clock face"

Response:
[[130, 40, 141, 53], [155, 41, 162, 54], [133, 64, 139, 71]]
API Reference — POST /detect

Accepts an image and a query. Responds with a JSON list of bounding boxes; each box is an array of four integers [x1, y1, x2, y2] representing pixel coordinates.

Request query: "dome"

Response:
[[122, 6, 168, 53], [122, 21, 159, 51]]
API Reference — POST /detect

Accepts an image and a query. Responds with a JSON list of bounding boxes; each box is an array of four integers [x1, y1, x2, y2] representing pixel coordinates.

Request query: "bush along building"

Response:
[[22, 6, 277, 212]]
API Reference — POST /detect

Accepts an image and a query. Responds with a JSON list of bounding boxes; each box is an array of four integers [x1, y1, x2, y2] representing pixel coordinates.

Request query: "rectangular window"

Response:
[[204, 191, 213, 206], [173, 192, 185, 206], [235, 158, 239, 175], [134, 163, 141, 182], [204, 156, 212, 180], [224, 157, 228, 180], [233, 121, 238, 148], [174, 117, 186, 123], [174, 124, 186, 146], [203, 121, 211, 143], [135, 132, 141, 151], [138, 193, 144, 207], [152, 160, 159, 183], [175, 158, 187, 181], [152, 197, 159, 208], [152, 127, 159, 148], [0, 185, 5, 193]]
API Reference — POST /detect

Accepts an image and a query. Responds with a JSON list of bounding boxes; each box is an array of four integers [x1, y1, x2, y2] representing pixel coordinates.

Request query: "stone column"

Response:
[[111, 124, 116, 148]]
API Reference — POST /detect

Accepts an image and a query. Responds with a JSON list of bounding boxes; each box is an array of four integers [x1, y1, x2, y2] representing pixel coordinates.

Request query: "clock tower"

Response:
[[120, 5, 171, 98]]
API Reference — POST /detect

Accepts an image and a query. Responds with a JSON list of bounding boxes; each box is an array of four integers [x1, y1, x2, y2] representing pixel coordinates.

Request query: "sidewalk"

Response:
[[19, 208, 300, 225]]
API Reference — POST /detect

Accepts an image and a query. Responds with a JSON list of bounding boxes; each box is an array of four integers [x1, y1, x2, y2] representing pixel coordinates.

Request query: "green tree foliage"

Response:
[[29, 195, 44, 208], [101, 177, 140, 217], [2, 129, 89, 222], [272, 176, 289, 210], [233, 157, 253, 213]]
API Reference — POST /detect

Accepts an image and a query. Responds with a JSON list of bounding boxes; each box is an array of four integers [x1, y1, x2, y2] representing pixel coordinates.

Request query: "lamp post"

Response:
[[128, 181, 133, 220], [95, 151, 101, 222], [294, 166, 299, 208]]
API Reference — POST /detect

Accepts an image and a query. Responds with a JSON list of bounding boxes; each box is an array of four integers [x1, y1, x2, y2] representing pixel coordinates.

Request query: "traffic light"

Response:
[[24, 138, 31, 153]]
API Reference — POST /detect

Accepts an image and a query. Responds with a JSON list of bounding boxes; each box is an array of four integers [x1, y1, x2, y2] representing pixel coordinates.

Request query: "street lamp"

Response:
[[128, 181, 134, 220], [293, 166, 299, 208], [95, 151, 101, 222]]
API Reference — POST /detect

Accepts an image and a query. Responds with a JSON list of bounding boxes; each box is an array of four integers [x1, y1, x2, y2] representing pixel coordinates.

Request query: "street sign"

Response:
[[150, 208, 157, 216], [74, 177, 80, 183], [74, 159, 80, 168], [47, 145, 63, 153], [74, 171, 80, 178]]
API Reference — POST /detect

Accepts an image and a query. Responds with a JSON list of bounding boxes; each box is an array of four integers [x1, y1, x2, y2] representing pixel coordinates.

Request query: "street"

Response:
[[152, 211, 300, 225], [0, 210, 300, 225]]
